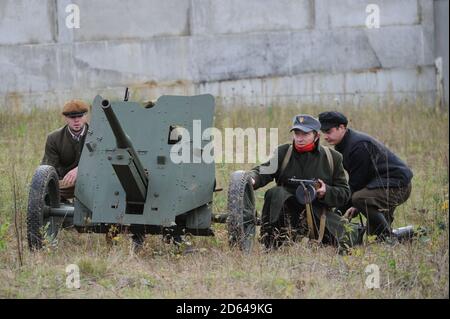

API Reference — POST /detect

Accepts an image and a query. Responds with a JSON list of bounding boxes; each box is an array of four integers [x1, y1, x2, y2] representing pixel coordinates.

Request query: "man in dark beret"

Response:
[[41, 100, 90, 199], [318, 111, 413, 241]]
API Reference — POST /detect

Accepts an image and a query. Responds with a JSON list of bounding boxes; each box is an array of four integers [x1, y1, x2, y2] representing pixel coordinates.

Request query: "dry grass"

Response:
[[0, 102, 448, 298]]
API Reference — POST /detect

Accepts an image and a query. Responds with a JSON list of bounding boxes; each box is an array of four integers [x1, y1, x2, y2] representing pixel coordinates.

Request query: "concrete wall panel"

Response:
[[0, 0, 55, 45], [191, 0, 312, 35], [68, 0, 190, 41]]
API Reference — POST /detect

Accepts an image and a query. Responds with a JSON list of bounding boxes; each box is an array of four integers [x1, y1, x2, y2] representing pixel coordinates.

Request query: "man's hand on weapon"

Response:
[[343, 207, 358, 221], [61, 167, 78, 188], [316, 179, 326, 199]]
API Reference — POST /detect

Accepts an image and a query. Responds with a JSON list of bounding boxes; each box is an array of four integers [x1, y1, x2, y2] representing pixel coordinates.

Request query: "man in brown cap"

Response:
[[41, 100, 90, 199]]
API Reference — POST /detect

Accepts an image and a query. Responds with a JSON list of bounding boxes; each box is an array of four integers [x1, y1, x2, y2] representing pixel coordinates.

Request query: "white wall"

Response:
[[0, 0, 443, 111]]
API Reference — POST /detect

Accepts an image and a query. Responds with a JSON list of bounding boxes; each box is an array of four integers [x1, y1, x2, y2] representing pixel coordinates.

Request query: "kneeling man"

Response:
[[319, 111, 413, 240]]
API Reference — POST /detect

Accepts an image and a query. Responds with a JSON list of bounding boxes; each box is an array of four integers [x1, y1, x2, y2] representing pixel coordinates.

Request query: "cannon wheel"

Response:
[[27, 165, 61, 250], [227, 170, 256, 252]]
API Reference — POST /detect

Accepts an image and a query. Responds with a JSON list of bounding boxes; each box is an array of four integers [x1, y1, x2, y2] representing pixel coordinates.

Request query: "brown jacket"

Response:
[[41, 124, 88, 178]]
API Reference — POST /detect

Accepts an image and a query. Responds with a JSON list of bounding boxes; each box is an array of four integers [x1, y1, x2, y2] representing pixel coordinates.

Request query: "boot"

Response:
[[366, 210, 392, 241]]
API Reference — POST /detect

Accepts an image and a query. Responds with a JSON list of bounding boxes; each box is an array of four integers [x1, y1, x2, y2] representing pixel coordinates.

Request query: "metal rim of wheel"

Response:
[[226, 170, 256, 252], [27, 165, 61, 250]]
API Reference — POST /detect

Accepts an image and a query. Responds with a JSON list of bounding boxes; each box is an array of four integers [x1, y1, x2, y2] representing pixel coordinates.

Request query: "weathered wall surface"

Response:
[[0, 0, 447, 111]]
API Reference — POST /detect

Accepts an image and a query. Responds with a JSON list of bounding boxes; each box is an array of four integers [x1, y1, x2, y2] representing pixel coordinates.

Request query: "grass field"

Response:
[[0, 102, 448, 298]]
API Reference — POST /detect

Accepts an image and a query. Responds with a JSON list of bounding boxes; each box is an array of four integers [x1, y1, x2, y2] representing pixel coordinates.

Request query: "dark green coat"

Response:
[[41, 124, 88, 178], [250, 142, 349, 222]]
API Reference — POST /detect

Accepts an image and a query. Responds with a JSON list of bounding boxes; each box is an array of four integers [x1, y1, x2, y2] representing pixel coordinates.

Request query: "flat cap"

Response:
[[62, 100, 89, 117], [290, 114, 321, 133], [318, 111, 348, 131]]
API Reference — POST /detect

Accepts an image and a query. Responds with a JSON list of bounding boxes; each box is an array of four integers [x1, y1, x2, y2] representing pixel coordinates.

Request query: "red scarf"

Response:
[[294, 142, 316, 153]]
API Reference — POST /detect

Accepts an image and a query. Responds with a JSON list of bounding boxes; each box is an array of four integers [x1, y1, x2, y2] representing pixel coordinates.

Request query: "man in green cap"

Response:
[[249, 114, 363, 249], [41, 99, 89, 199]]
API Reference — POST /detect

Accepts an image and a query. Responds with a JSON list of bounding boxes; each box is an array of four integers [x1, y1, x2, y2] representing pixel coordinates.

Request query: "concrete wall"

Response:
[[0, 0, 445, 111], [0, 0, 55, 45]]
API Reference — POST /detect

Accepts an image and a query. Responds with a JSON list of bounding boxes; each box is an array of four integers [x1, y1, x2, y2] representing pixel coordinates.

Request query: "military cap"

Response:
[[318, 111, 348, 131], [290, 114, 321, 133], [62, 100, 89, 117]]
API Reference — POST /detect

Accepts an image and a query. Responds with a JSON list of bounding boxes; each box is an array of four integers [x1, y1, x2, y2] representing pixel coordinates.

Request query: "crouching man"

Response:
[[249, 114, 363, 249], [41, 100, 89, 200], [318, 111, 414, 241]]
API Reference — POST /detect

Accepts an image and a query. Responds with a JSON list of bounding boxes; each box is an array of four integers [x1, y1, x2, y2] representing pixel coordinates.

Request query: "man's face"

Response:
[[65, 114, 87, 132], [322, 125, 346, 145], [292, 130, 316, 146]]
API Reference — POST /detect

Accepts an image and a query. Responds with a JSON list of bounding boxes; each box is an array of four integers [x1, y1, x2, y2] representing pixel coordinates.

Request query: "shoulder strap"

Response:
[[317, 146, 334, 243], [278, 145, 293, 182], [322, 146, 334, 176]]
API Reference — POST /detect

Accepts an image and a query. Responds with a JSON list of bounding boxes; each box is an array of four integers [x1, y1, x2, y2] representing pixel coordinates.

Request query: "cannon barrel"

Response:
[[101, 99, 133, 149], [101, 99, 148, 205]]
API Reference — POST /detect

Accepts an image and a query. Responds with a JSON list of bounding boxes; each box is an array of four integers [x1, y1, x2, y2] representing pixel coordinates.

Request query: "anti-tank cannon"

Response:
[[27, 93, 257, 252]]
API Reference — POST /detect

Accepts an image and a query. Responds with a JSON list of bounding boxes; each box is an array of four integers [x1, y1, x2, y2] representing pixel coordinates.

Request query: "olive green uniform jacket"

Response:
[[249, 142, 361, 246], [250, 142, 350, 220], [41, 124, 88, 179]]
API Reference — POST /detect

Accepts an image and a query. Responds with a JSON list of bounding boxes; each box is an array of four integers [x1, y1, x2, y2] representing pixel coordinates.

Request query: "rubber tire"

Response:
[[27, 165, 61, 251], [226, 170, 256, 252]]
